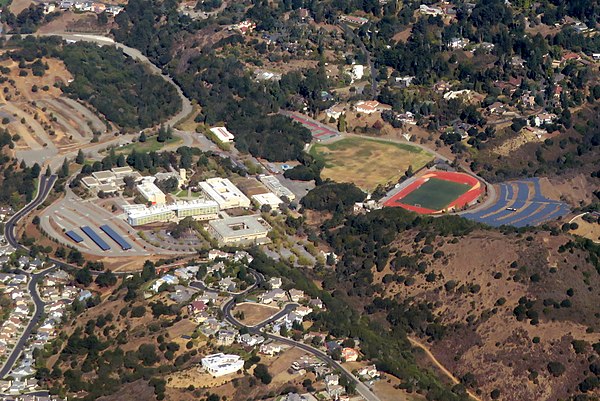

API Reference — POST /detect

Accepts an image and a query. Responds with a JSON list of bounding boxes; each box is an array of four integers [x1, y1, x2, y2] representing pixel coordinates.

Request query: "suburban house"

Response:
[[487, 101, 506, 114], [237, 333, 264, 347], [419, 4, 443, 15], [216, 330, 236, 346], [325, 104, 345, 120], [151, 274, 178, 292], [339, 15, 368, 25], [288, 289, 305, 302], [260, 343, 283, 355], [341, 347, 359, 362], [208, 250, 230, 261], [260, 289, 287, 304], [269, 277, 282, 289], [533, 113, 557, 127], [449, 37, 469, 49], [309, 298, 324, 309], [187, 301, 206, 316], [355, 100, 380, 114], [218, 277, 237, 292], [358, 365, 380, 380]]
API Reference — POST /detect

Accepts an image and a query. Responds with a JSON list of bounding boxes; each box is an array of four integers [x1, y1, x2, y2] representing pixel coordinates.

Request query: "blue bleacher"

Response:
[[80, 226, 111, 251], [99, 225, 132, 251]]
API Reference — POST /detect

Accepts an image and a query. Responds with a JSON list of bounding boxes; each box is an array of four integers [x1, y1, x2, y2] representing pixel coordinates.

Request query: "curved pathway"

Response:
[[408, 337, 482, 401]]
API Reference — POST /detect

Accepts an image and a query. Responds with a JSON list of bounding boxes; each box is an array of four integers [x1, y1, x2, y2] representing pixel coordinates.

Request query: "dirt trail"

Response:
[[408, 337, 483, 401]]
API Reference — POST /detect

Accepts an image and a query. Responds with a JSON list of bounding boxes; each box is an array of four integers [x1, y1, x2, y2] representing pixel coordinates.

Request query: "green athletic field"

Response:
[[400, 178, 472, 211]]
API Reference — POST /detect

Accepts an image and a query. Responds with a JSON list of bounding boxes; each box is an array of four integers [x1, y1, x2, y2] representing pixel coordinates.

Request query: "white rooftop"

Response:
[[210, 127, 235, 143]]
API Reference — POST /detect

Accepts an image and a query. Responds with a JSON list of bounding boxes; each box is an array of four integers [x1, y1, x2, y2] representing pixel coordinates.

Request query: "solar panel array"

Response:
[[99, 225, 132, 250], [462, 178, 570, 227], [80, 226, 111, 251], [65, 230, 84, 243]]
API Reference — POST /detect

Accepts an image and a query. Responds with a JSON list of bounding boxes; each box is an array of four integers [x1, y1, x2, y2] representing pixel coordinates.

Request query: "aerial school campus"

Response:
[[300, 113, 570, 227]]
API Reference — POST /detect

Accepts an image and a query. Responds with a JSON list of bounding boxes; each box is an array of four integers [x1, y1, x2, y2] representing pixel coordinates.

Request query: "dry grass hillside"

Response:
[[374, 229, 600, 401]]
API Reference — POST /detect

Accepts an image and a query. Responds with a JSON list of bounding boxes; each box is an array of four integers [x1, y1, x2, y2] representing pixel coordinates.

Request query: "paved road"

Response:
[[265, 332, 385, 401], [200, 268, 382, 401], [43, 33, 194, 129], [0, 175, 58, 378]]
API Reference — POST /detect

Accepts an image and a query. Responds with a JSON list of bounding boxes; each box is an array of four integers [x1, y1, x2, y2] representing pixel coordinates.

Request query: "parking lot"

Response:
[[40, 192, 179, 257]]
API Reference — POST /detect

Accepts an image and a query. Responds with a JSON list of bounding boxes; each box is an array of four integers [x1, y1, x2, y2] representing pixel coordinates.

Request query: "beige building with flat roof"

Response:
[[199, 178, 251, 209], [208, 215, 270, 245]]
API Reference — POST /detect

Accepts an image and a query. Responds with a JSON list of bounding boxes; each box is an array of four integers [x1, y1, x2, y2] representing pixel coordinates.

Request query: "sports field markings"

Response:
[[399, 178, 472, 211]]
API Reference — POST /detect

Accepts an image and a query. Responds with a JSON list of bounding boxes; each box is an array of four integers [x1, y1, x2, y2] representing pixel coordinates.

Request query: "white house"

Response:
[[351, 64, 364, 81], [269, 277, 282, 289], [355, 100, 380, 114], [201, 353, 244, 377], [151, 274, 178, 292], [260, 343, 283, 355], [419, 4, 443, 15], [209, 127, 235, 143], [533, 113, 557, 127], [326, 104, 345, 120], [260, 288, 287, 304], [449, 37, 470, 49], [237, 333, 264, 347]]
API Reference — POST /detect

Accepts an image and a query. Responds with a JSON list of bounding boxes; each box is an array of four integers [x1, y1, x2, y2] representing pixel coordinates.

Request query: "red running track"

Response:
[[384, 171, 483, 214]]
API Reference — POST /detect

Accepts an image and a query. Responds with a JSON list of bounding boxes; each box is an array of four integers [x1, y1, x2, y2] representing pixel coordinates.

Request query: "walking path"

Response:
[[408, 337, 483, 401]]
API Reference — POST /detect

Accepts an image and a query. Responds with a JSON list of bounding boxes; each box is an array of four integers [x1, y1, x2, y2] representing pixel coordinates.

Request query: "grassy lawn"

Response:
[[310, 136, 433, 191], [400, 178, 471, 210], [114, 136, 181, 155], [172, 189, 201, 198]]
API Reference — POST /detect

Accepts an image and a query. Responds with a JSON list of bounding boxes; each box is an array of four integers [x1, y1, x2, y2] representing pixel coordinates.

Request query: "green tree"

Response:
[[253, 364, 272, 384], [75, 267, 92, 286], [59, 158, 69, 178], [76, 149, 85, 165], [337, 114, 347, 132]]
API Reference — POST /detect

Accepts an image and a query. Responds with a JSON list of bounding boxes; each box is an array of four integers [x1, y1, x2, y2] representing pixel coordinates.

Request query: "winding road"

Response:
[[0, 174, 58, 379], [194, 270, 382, 401]]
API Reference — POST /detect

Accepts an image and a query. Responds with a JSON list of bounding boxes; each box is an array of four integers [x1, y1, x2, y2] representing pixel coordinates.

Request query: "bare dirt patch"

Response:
[[9, 0, 33, 14], [393, 27, 412, 43], [542, 174, 597, 206], [233, 302, 280, 326], [38, 11, 112, 34], [570, 214, 600, 242], [494, 129, 545, 156]]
